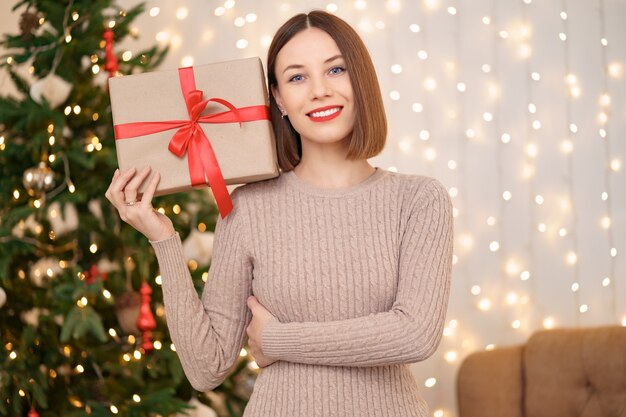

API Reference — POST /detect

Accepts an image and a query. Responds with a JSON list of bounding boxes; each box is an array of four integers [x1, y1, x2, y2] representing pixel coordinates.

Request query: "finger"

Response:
[[111, 167, 137, 196], [108, 168, 135, 206], [140, 171, 160, 207], [124, 166, 151, 201]]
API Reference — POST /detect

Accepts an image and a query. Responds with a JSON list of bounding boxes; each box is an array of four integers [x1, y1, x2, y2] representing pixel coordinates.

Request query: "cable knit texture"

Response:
[[150, 167, 454, 417]]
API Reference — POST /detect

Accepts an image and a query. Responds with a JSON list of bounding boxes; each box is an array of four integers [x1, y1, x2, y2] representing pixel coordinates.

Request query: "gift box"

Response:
[[109, 57, 279, 218]]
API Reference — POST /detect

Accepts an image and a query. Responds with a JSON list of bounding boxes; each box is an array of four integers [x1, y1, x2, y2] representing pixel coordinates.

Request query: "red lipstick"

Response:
[[307, 106, 343, 122]]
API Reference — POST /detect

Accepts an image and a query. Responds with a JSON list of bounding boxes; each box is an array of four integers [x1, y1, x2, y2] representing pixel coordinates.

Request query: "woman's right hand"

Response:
[[105, 166, 175, 242]]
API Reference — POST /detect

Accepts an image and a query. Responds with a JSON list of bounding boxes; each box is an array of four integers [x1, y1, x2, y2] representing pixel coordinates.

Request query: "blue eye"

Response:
[[329, 66, 345, 75], [289, 74, 304, 82]]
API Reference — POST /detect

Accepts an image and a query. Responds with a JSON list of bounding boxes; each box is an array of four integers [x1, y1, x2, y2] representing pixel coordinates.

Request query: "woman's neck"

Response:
[[292, 159, 376, 190]]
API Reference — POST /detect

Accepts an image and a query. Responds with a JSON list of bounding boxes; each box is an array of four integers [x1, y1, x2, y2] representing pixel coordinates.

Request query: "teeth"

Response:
[[309, 107, 340, 118]]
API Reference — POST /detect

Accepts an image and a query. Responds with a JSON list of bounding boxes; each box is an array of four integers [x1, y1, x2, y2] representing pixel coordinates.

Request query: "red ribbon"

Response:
[[114, 67, 270, 218]]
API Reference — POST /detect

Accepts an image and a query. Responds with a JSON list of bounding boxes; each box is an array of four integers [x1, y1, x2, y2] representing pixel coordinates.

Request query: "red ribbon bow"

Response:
[[114, 67, 270, 218]]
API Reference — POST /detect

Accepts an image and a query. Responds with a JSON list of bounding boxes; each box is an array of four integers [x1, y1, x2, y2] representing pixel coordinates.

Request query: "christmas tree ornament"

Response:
[[103, 28, 119, 77], [47, 201, 79, 236], [115, 290, 141, 335], [28, 405, 39, 417], [137, 282, 156, 352], [182, 230, 215, 266], [29, 257, 62, 287], [84, 264, 107, 285], [203, 392, 227, 417], [176, 398, 217, 417], [29, 73, 73, 108], [19, 10, 40, 40], [56, 364, 71, 376], [22, 162, 55, 196], [11, 214, 41, 238], [21, 307, 49, 327], [97, 257, 119, 274], [88, 199, 104, 223], [0, 286, 6, 308]]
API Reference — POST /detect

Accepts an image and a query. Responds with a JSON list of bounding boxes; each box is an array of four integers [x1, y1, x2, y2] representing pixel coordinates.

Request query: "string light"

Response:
[[608, 63, 623, 78], [423, 77, 436, 90], [424, 0, 439, 11], [478, 298, 491, 311], [424, 377, 437, 388], [386, 0, 401, 13], [326, 3, 339, 13], [176, 7, 188, 20]]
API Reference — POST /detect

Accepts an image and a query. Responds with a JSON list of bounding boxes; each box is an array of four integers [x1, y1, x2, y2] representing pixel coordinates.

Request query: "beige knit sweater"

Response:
[[150, 167, 454, 417]]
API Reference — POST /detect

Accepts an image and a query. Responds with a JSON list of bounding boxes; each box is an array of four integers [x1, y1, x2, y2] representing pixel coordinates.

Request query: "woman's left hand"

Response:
[[246, 296, 278, 368]]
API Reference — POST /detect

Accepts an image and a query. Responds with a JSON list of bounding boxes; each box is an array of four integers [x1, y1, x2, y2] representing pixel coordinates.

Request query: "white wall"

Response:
[[2, 1, 625, 415]]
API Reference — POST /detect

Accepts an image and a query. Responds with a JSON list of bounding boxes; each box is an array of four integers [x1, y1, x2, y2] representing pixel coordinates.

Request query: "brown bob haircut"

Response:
[[267, 10, 387, 171]]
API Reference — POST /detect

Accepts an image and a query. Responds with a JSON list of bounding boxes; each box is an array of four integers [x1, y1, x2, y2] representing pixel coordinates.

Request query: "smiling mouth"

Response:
[[307, 106, 343, 122]]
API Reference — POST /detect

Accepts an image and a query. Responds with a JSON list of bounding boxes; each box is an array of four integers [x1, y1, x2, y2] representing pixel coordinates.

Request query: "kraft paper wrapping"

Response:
[[109, 57, 279, 196]]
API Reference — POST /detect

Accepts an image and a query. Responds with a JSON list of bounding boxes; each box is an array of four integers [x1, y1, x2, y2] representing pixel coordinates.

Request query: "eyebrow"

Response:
[[282, 54, 344, 74]]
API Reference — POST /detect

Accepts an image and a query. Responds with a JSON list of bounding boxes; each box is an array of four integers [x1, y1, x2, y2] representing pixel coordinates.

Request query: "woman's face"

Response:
[[272, 27, 355, 149]]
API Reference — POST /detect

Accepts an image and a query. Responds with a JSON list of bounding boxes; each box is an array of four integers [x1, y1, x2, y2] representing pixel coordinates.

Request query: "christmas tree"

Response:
[[0, 1, 257, 416]]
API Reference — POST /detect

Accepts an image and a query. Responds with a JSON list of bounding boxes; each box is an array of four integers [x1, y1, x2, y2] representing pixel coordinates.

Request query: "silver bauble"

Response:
[[23, 162, 55, 196]]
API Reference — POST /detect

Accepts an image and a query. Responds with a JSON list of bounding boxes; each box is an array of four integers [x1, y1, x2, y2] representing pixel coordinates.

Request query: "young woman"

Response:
[[106, 10, 453, 417]]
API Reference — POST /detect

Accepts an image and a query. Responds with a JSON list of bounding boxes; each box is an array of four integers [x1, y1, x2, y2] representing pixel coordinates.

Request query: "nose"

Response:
[[309, 75, 332, 100]]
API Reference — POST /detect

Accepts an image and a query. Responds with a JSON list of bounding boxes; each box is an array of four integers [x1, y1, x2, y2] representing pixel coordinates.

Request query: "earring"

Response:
[[279, 108, 287, 119]]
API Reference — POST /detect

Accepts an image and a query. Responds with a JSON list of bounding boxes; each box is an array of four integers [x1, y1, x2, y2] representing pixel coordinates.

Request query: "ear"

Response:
[[271, 85, 285, 112]]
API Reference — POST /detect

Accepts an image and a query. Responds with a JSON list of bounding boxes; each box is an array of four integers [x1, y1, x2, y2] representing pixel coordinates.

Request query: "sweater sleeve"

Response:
[[149, 188, 253, 391], [261, 178, 453, 367]]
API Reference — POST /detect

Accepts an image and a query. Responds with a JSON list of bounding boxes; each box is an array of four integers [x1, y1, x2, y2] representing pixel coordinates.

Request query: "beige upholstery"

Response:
[[457, 326, 626, 417]]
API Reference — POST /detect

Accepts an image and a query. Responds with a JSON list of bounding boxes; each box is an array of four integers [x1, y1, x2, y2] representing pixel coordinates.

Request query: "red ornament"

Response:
[[28, 406, 39, 417], [136, 282, 156, 353], [103, 28, 119, 77], [84, 264, 107, 285]]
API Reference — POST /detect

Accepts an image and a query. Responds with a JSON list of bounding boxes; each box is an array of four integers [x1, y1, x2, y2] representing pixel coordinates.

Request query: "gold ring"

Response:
[[126, 200, 139, 206]]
